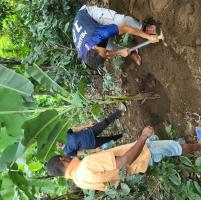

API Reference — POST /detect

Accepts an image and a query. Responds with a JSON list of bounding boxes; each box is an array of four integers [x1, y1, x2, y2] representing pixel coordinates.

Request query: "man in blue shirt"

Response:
[[57, 109, 125, 156], [72, 5, 159, 68]]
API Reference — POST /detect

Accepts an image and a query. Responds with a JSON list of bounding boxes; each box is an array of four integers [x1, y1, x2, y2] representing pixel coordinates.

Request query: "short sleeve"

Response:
[[85, 24, 119, 49], [95, 24, 119, 39]]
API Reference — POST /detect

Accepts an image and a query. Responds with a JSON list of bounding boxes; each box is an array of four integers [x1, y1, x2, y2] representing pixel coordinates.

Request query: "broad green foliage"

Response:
[[23, 110, 59, 147], [0, 65, 33, 96], [28, 162, 43, 172], [0, 1, 30, 59], [27, 64, 68, 97], [0, 128, 17, 151], [22, 108, 74, 161], [0, 143, 25, 172], [91, 102, 101, 120], [0, 88, 27, 138], [0, 1, 11, 31], [20, 0, 87, 89], [38, 120, 69, 161]]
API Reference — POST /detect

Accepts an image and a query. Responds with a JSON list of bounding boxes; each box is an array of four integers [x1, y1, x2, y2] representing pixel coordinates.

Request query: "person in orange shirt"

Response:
[[46, 127, 201, 191]]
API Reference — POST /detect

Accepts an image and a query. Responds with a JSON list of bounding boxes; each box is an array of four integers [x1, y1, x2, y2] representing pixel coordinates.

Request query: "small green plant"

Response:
[[112, 57, 123, 72], [103, 73, 122, 95], [164, 121, 176, 139]]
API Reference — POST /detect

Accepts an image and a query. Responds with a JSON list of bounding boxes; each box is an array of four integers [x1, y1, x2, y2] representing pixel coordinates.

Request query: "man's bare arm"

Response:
[[72, 121, 96, 132], [105, 48, 129, 58], [115, 127, 154, 169], [77, 147, 102, 156], [118, 24, 159, 42], [93, 45, 129, 59]]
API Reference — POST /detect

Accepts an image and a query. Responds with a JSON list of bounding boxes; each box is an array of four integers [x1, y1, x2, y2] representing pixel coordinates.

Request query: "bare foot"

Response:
[[130, 50, 141, 66]]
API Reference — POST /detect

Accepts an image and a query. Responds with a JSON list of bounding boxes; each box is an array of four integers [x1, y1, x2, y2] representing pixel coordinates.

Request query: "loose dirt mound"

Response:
[[109, 0, 201, 140]]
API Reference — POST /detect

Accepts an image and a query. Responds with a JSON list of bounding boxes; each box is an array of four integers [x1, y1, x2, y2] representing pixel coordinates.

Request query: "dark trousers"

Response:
[[90, 110, 123, 148]]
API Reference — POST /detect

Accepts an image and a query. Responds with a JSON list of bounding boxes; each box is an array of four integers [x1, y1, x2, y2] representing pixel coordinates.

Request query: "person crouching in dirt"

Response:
[[72, 5, 159, 68], [56, 108, 126, 157], [47, 126, 201, 191]]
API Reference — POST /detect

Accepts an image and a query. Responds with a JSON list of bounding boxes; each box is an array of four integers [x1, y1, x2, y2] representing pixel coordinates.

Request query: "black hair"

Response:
[[46, 155, 66, 176], [85, 49, 105, 69]]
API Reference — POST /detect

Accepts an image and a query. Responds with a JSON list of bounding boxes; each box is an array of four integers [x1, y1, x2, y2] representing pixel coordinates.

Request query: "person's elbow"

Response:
[[118, 24, 128, 34], [115, 156, 128, 169]]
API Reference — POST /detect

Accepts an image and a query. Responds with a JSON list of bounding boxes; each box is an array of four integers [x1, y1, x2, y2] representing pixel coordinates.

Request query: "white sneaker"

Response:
[[118, 102, 127, 112]]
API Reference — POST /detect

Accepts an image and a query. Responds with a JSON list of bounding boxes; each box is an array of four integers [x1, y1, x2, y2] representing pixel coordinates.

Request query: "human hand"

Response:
[[56, 142, 64, 150], [89, 120, 96, 127], [141, 126, 155, 139], [147, 35, 159, 43], [95, 147, 102, 152], [117, 48, 129, 57]]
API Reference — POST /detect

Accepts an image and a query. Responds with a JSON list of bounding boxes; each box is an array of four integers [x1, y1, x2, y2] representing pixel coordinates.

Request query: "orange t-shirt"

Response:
[[65, 143, 151, 191]]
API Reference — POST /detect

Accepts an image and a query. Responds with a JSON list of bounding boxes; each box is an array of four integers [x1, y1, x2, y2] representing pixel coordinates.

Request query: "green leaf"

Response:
[[8, 164, 33, 199], [195, 156, 201, 167], [78, 80, 86, 96], [37, 120, 69, 161], [0, 143, 25, 172], [0, 88, 27, 139], [91, 102, 101, 118], [112, 57, 123, 71], [0, 179, 2, 190], [0, 65, 34, 96], [83, 190, 95, 200], [22, 110, 59, 147], [165, 123, 172, 134], [169, 173, 181, 186], [28, 162, 43, 172], [0, 127, 18, 153], [180, 156, 193, 167], [26, 63, 68, 97], [119, 167, 126, 179], [122, 33, 130, 46], [105, 188, 117, 199], [194, 181, 201, 195], [71, 92, 83, 107], [120, 183, 131, 196], [64, 22, 70, 32]]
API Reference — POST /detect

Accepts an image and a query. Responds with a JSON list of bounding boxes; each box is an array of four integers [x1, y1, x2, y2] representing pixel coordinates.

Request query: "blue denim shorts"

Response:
[[146, 140, 182, 165]]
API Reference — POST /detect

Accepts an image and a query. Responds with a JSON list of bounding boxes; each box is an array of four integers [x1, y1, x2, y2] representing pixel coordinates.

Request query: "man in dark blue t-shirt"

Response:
[[56, 109, 125, 157], [72, 5, 159, 68]]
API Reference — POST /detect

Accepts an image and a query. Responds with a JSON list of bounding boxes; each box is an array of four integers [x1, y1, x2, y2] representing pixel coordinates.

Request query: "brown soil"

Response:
[[88, 0, 201, 142]]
